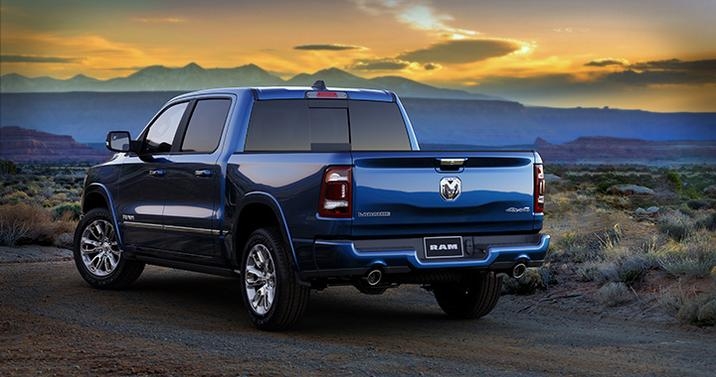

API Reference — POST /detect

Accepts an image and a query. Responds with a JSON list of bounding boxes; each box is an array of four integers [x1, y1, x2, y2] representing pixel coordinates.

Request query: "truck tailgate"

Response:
[[351, 151, 537, 237]]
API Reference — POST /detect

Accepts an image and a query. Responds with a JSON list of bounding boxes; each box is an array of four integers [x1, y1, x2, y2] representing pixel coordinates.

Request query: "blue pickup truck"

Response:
[[73, 81, 550, 330]]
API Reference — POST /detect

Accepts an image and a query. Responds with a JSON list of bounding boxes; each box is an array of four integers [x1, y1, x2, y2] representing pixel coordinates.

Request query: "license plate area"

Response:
[[424, 236, 464, 259]]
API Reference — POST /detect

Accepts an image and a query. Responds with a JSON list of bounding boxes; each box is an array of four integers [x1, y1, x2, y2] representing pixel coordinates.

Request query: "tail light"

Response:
[[319, 166, 352, 218], [534, 163, 545, 214]]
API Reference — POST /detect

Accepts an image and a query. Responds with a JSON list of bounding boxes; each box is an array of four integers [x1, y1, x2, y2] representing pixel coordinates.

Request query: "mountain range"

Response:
[[0, 63, 496, 100]]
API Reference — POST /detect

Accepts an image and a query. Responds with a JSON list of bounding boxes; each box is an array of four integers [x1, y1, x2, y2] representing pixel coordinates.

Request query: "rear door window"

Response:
[[245, 100, 310, 151], [181, 99, 231, 153]]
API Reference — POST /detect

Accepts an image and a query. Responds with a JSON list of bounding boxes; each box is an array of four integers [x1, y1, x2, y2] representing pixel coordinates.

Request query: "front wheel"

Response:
[[240, 228, 309, 330], [432, 272, 502, 319], [73, 208, 144, 289]]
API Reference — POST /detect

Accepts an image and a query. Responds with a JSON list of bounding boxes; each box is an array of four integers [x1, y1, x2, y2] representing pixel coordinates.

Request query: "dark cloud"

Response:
[[423, 63, 441, 70], [294, 44, 363, 51], [1, 54, 77, 63], [349, 58, 409, 70], [585, 59, 626, 67], [606, 59, 716, 85], [467, 58, 716, 105], [397, 39, 520, 64], [629, 58, 716, 72], [583, 58, 716, 85]]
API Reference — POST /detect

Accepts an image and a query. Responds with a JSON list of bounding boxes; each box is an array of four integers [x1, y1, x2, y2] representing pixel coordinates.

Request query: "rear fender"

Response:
[[234, 192, 300, 273]]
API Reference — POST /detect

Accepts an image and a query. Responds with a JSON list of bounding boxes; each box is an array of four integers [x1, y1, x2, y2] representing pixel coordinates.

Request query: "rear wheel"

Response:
[[73, 208, 144, 289], [432, 272, 502, 319], [240, 228, 309, 330]]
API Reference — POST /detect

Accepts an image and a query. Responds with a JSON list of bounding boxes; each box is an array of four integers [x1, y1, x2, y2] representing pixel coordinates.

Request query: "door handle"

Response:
[[194, 169, 212, 177], [148, 169, 165, 177]]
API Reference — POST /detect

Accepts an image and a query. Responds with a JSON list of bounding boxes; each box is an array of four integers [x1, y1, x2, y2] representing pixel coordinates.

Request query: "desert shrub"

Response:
[[575, 262, 599, 282], [596, 224, 622, 251], [671, 293, 716, 327], [52, 203, 81, 221], [658, 210, 694, 241], [553, 231, 606, 263], [657, 232, 716, 278], [596, 282, 633, 307], [616, 254, 651, 284], [665, 170, 683, 192], [0, 215, 32, 246], [686, 199, 711, 210], [501, 268, 544, 295], [577, 251, 652, 285], [1, 190, 31, 205], [576, 261, 616, 283], [696, 212, 716, 231], [0, 160, 17, 174]]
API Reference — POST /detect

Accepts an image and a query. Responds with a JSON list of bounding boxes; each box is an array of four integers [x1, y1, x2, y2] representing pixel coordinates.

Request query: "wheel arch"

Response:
[[82, 183, 124, 247], [233, 192, 299, 272]]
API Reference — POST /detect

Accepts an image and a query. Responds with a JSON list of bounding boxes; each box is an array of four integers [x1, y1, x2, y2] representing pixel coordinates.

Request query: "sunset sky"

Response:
[[1, 0, 715, 111]]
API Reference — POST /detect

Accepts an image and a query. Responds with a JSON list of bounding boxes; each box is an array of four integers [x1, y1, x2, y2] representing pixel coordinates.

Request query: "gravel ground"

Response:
[[1, 248, 714, 376]]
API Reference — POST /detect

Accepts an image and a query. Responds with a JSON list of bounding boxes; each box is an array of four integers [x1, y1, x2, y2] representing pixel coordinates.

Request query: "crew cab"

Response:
[[73, 81, 550, 330]]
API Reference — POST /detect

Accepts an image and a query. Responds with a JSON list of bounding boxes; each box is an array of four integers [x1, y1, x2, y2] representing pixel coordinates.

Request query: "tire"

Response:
[[73, 208, 144, 289], [432, 272, 502, 319], [240, 228, 309, 331]]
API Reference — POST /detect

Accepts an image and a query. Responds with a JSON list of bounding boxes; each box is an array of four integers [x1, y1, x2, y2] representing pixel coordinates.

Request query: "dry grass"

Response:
[[0, 203, 76, 247], [656, 231, 716, 278]]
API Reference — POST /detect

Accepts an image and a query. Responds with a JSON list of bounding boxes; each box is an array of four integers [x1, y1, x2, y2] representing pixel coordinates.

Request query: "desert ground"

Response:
[[1, 248, 714, 377]]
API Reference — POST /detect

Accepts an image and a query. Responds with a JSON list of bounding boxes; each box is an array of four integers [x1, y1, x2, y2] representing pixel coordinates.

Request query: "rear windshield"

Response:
[[244, 99, 411, 152]]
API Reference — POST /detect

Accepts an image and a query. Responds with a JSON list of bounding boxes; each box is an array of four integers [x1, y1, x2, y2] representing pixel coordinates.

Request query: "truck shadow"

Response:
[[125, 267, 496, 336]]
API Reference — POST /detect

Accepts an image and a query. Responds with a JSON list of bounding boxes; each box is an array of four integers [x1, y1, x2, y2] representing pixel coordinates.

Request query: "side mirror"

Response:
[[106, 131, 133, 152]]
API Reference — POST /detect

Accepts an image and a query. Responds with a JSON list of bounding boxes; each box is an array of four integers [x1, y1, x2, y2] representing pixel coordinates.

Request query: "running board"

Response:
[[133, 255, 239, 278]]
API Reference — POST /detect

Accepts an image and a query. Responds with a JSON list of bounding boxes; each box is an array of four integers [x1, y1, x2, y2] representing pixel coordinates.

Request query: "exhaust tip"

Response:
[[512, 263, 527, 279], [366, 269, 382, 286]]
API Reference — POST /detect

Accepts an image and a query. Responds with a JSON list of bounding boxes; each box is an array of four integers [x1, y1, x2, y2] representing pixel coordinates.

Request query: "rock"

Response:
[[634, 208, 648, 216], [606, 184, 655, 196], [646, 206, 659, 214], [54, 233, 74, 248], [544, 173, 561, 183]]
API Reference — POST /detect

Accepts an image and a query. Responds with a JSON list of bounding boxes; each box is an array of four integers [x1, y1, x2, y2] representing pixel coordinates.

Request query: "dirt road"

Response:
[[1, 250, 714, 376]]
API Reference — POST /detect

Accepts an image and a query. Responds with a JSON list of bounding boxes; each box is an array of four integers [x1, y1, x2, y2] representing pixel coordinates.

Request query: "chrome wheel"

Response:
[[80, 219, 120, 277], [244, 243, 277, 315]]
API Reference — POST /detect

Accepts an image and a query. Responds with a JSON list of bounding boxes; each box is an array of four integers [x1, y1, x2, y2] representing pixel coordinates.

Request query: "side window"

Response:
[[181, 99, 231, 153], [144, 102, 188, 154]]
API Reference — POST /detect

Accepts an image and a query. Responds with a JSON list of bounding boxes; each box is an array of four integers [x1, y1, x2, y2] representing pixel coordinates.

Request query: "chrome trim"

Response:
[[165, 224, 220, 235], [439, 158, 467, 166], [123, 221, 220, 235], [123, 221, 163, 231]]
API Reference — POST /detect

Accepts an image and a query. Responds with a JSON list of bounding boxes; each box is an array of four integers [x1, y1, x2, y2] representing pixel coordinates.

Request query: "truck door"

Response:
[[117, 101, 189, 250], [158, 98, 231, 261]]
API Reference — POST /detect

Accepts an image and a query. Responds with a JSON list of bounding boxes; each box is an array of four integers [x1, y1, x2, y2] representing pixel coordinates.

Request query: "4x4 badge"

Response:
[[440, 177, 461, 201]]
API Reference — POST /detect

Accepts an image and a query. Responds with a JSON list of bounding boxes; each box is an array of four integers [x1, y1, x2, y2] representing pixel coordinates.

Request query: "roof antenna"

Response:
[[312, 80, 327, 91]]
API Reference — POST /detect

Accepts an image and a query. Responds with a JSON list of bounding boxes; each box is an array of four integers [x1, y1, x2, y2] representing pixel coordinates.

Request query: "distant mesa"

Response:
[[0, 126, 110, 163], [533, 136, 716, 163], [0, 63, 499, 100]]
